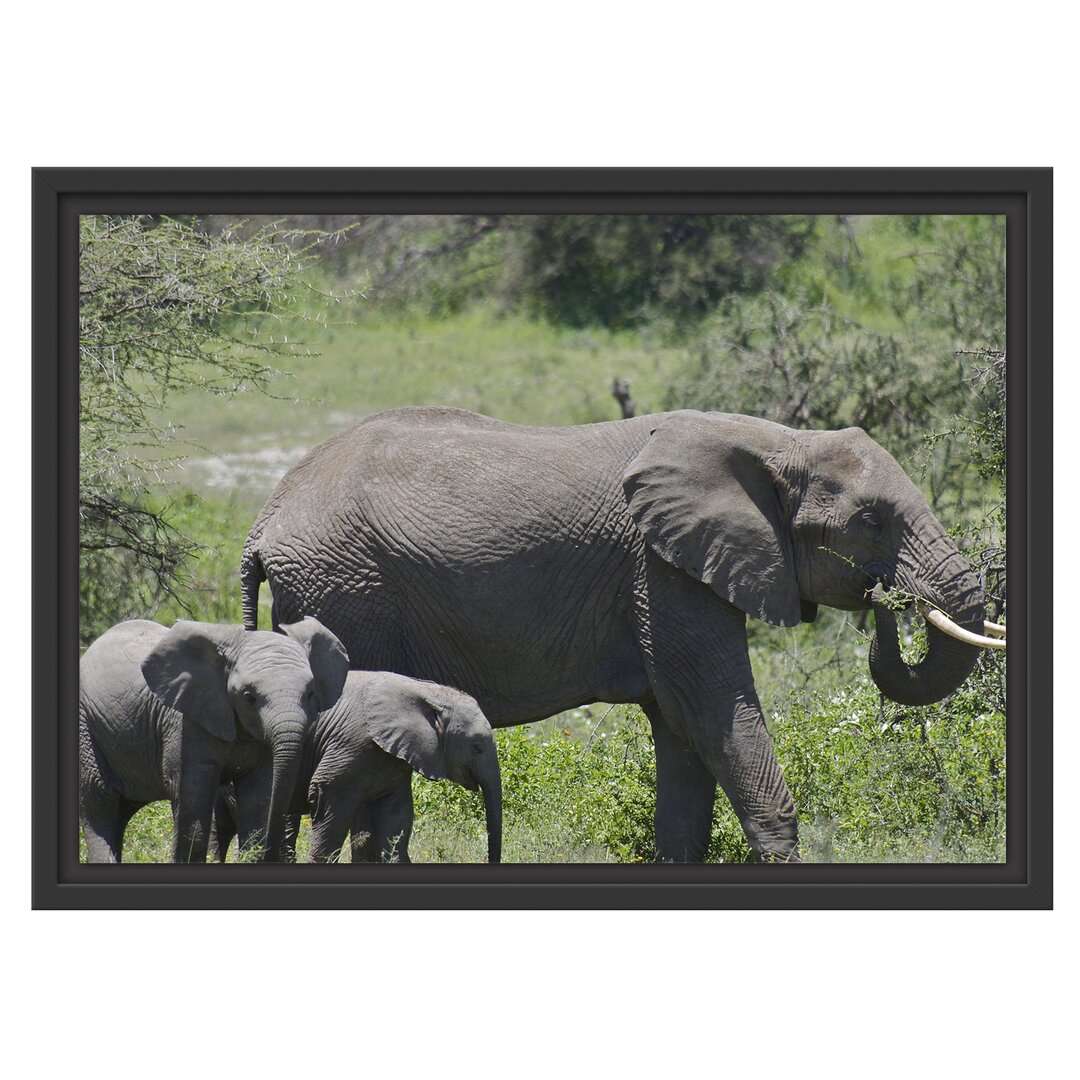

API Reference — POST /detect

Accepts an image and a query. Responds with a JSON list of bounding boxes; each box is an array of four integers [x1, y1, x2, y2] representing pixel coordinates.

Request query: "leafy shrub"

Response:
[[411, 708, 659, 863], [409, 663, 1005, 864], [773, 657, 1005, 862], [79, 215, 356, 645], [513, 215, 816, 330]]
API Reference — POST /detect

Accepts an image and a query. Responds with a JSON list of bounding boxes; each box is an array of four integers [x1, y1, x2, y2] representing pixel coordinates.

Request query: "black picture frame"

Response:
[[32, 167, 1052, 909]]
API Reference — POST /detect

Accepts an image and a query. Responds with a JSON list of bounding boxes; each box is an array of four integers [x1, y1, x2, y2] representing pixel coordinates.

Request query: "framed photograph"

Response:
[[32, 168, 1051, 908]]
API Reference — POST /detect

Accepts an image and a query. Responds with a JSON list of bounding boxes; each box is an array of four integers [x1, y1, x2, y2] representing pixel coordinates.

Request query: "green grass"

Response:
[[153, 305, 688, 506]]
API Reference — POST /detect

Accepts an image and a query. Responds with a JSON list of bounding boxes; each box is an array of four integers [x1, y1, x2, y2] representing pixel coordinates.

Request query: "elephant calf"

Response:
[[79, 617, 349, 863], [211, 670, 502, 863]]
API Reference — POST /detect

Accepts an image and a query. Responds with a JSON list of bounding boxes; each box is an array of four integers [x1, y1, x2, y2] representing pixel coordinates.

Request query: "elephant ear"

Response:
[[364, 681, 448, 782], [279, 617, 350, 711], [622, 411, 802, 627], [141, 621, 245, 742]]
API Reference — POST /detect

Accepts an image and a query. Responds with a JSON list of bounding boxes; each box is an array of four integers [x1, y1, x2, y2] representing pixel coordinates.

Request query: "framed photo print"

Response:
[[32, 167, 1052, 908]]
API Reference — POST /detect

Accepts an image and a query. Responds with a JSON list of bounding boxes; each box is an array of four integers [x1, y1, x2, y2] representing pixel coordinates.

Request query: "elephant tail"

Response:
[[240, 542, 265, 631]]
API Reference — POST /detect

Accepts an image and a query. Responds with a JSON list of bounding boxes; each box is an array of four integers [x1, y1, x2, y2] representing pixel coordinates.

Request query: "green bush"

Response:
[[411, 708, 659, 863], [408, 654, 1005, 864], [514, 215, 816, 330], [81, 490, 254, 647], [773, 656, 1006, 862], [79, 215, 356, 646]]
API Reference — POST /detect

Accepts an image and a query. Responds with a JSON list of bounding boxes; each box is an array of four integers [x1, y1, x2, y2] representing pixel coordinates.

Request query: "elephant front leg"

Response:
[[706, 689, 800, 862], [281, 814, 302, 863], [640, 574, 800, 862], [371, 788, 414, 863], [232, 764, 275, 860], [209, 789, 237, 863], [646, 704, 717, 863], [651, 690, 799, 862], [348, 803, 375, 863], [171, 764, 220, 863]]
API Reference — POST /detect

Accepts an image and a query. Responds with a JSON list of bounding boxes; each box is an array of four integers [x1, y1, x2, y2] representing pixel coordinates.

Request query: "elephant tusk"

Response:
[[918, 602, 1006, 650], [983, 620, 1007, 639]]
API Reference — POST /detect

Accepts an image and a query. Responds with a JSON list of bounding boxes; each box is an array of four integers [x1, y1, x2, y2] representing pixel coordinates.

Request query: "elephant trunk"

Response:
[[262, 719, 308, 861], [868, 548, 987, 707], [479, 766, 503, 864]]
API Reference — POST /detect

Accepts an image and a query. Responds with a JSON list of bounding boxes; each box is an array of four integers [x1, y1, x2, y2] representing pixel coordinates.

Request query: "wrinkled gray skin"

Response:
[[211, 670, 502, 863], [79, 617, 349, 863], [241, 407, 988, 863]]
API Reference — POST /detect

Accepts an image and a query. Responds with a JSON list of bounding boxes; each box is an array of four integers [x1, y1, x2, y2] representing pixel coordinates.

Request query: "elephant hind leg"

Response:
[[81, 790, 141, 863], [308, 784, 354, 863], [647, 704, 716, 863]]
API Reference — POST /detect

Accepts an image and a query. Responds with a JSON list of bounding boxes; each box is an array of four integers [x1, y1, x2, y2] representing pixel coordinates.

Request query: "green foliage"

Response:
[[952, 349, 1007, 616], [284, 214, 504, 318], [258, 214, 816, 330], [79, 215, 355, 645], [406, 666, 1006, 863], [411, 709, 659, 863], [893, 215, 1006, 346], [664, 292, 966, 467], [663, 216, 1006, 520], [78, 802, 175, 863], [87, 668, 1005, 863], [148, 492, 253, 626], [774, 658, 1006, 862], [80, 490, 254, 645], [506, 215, 816, 330]]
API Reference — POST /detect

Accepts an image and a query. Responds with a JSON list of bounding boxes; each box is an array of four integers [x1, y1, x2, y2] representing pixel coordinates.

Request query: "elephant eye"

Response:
[[858, 509, 883, 534], [472, 742, 484, 754], [242, 689, 257, 705]]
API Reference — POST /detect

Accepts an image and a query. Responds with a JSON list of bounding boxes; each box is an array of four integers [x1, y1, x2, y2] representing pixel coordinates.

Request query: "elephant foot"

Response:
[[753, 843, 802, 864], [742, 813, 801, 863]]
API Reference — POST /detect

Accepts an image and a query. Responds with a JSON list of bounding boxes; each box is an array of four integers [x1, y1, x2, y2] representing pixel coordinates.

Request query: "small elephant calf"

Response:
[[79, 617, 349, 863], [212, 670, 502, 863]]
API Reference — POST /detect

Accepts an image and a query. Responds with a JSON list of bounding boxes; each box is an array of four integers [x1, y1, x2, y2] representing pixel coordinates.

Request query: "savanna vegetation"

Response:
[[79, 211, 1006, 863]]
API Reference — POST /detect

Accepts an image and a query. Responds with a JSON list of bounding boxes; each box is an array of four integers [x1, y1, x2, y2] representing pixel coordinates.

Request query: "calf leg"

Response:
[[371, 788, 414, 863]]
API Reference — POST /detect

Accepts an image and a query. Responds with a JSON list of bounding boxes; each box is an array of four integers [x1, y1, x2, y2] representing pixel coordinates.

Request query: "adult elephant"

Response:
[[211, 670, 502, 863], [80, 617, 348, 862], [241, 407, 1005, 862]]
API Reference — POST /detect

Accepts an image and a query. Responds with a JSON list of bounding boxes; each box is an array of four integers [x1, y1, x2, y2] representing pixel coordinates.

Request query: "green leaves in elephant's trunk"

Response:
[[263, 722, 307, 862], [867, 560, 986, 707], [480, 769, 502, 864]]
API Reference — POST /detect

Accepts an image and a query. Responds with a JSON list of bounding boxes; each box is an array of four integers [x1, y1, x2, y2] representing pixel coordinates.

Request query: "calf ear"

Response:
[[141, 621, 243, 742], [622, 411, 802, 627], [279, 617, 350, 710], [365, 684, 448, 782]]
